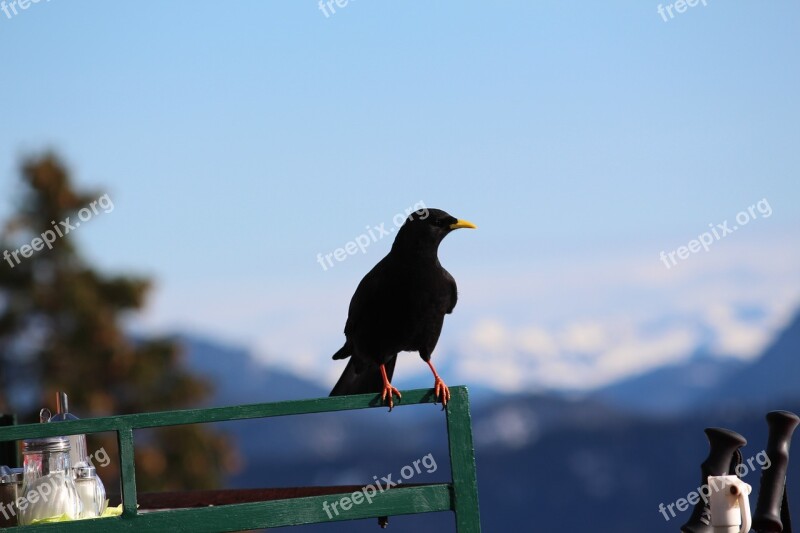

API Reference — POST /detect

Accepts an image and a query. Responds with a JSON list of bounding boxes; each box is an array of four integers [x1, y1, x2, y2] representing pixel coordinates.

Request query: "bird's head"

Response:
[[391, 208, 476, 257]]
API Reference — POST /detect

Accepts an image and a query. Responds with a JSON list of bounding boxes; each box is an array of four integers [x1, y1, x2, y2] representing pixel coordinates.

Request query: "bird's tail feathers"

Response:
[[329, 357, 397, 397]]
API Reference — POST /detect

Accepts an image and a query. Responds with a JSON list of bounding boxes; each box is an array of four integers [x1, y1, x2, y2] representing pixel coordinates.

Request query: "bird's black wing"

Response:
[[444, 268, 458, 314], [343, 255, 392, 338], [332, 260, 389, 361], [330, 257, 400, 396]]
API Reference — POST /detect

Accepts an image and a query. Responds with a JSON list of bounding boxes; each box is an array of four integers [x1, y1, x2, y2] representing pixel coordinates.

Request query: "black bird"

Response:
[[329, 208, 476, 409]]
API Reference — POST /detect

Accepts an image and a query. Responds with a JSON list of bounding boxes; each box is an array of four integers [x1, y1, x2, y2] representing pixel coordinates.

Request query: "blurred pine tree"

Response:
[[0, 153, 238, 491]]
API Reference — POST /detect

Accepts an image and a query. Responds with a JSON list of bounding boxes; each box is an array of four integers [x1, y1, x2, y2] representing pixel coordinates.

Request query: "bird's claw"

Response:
[[433, 377, 451, 408], [382, 384, 402, 411]]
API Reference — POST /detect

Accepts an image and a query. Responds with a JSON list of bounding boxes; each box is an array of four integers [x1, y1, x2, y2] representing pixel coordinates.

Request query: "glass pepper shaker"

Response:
[[0, 466, 23, 527], [18, 436, 81, 525]]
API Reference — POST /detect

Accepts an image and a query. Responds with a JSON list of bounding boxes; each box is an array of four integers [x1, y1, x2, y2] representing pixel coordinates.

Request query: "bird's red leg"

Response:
[[426, 360, 451, 406], [380, 364, 402, 411]]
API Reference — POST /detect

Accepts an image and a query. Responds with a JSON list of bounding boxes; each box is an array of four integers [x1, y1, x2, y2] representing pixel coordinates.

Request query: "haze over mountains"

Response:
[[177, 309, 800, 532]]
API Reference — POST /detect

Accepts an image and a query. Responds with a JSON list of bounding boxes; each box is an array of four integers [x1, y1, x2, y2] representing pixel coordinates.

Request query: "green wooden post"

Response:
[[446, 387, 481, 532], [0, 414, 17, 467], [117, 426, 138, 517]]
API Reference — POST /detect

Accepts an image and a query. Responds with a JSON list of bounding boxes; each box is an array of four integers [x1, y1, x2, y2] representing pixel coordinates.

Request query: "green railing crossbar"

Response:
[[0, 386, 481, 532], [3, 485, 456, 532]]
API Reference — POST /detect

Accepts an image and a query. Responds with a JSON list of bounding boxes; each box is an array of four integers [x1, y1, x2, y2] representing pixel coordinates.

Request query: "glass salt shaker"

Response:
[[18, 436, 81, 525], [74, 465, 106, 518]]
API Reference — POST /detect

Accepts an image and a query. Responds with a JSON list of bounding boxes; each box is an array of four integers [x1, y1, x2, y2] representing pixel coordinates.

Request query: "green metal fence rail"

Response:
[[0, 386, 481, 532]]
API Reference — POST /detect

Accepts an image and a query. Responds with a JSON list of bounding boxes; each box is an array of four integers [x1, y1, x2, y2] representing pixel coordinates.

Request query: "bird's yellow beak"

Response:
[[450, 219, 477, 230]]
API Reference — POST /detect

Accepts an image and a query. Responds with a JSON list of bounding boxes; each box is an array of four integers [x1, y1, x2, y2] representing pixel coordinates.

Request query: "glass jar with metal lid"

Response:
[[18, 435, 81, 525]]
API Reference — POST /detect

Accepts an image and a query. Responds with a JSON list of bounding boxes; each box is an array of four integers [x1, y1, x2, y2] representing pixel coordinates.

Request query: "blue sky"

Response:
[[1, 2, 799, 392]]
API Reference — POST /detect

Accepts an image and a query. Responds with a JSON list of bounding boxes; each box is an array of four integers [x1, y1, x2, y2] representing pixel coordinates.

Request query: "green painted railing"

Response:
[[0, 386, 481, 532]]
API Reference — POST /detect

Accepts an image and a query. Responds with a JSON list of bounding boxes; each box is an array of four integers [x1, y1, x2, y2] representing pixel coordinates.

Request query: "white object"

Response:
[[18, 472, 81, 525], [75, 466, 107, 518], [708, 475, 752, 533], [18, 436, 81, 525]]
